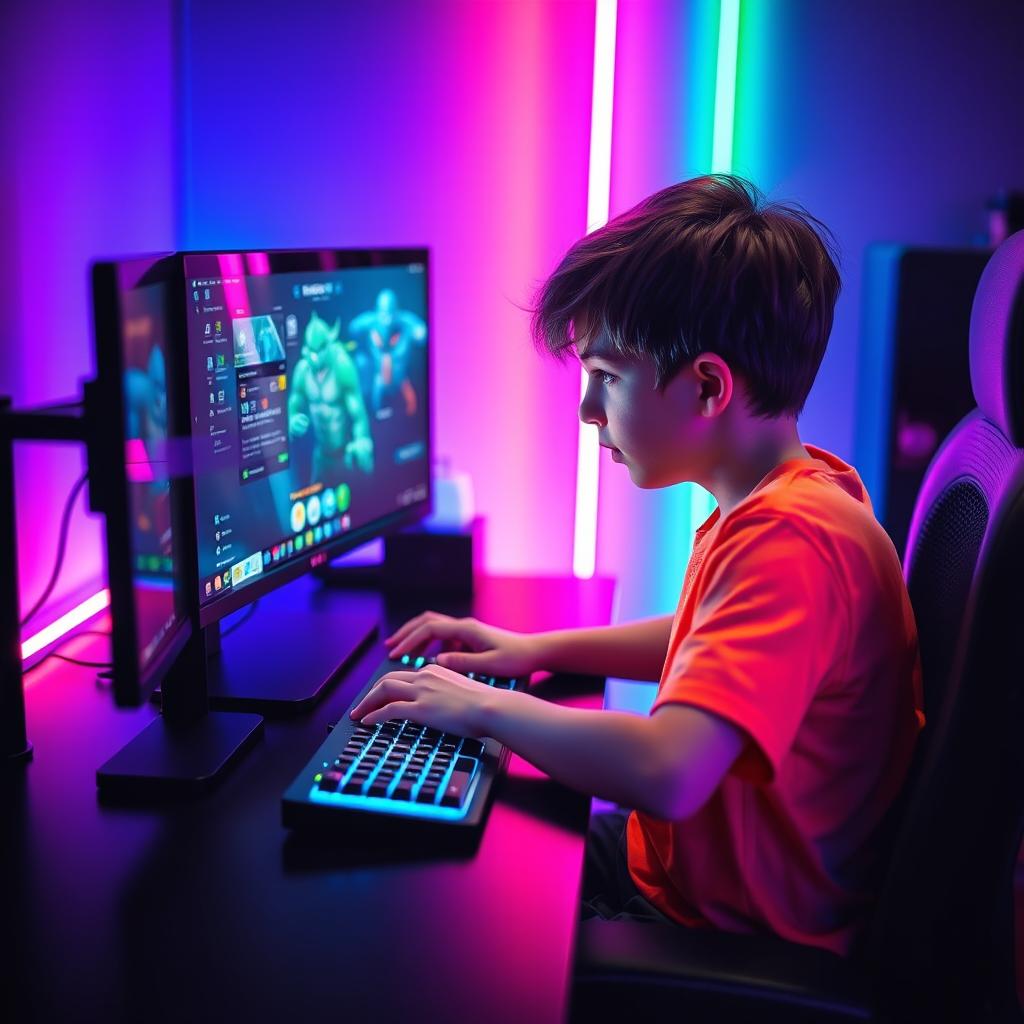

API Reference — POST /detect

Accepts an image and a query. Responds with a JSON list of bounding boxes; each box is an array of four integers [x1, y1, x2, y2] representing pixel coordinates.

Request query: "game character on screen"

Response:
[[348, 289, 426, 416], [350, 175, 924, 957], [124, 344, 167, 444], [123, 342, 171, 564], [288, 310, 374, 481]]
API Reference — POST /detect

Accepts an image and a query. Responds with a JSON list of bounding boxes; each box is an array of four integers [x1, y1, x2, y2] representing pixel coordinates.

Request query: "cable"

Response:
[[22, 628, 112, 677], [50, 653, 113, 669], [20, 469, 89, 628]]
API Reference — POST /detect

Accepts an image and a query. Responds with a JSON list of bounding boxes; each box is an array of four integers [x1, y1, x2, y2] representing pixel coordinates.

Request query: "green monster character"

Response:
[[289, 311, 374, 481]]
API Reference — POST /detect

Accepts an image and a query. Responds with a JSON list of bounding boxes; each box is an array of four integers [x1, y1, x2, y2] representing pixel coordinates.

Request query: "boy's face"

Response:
[[577, 337, 715, 489]]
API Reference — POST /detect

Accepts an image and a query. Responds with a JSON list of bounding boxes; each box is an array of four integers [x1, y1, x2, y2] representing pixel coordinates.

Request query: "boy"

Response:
[[350, 175, 923, 956]]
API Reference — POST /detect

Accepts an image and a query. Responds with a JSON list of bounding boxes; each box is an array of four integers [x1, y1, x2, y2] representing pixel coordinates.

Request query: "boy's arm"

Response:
[[351, 666, 744, 819], [536, 615, 673, 681]]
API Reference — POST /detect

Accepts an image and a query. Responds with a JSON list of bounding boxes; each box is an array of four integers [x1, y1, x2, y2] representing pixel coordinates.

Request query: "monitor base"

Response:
[[189, 586, 381, 716], [96, 711, 263, 797]]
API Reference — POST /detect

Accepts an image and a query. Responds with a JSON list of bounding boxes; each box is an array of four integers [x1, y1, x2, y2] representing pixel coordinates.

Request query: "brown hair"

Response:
[[531, 175, 841, 417]]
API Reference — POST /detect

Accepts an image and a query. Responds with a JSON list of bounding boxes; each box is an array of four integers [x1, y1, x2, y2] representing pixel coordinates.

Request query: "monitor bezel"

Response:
[[179, 247, 433, 628], [91, 254, 195, 706]]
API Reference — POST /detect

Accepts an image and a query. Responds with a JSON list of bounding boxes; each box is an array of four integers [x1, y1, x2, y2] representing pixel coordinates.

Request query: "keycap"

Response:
[[440, 770, 474, 807], [460, 740, 485, 758], [393, 778, 415, 801], [318, 771, 343, 791]]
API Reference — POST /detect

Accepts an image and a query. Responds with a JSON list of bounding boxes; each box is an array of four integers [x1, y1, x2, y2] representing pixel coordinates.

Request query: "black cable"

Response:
[[22, 628, 112, 677], [220, 599, 260, 638], [20, 469, 89, 627], [50, 653, 113, 668]]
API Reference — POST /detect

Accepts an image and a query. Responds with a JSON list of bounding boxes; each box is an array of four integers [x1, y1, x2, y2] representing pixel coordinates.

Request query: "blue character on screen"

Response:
[[348, 289, 426, 415], [289, 310, 374, 482], [124, 345, 167, 443]]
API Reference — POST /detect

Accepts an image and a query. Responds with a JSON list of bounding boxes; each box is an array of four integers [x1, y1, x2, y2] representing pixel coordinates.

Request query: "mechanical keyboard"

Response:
[[282, 655, 526, 842]]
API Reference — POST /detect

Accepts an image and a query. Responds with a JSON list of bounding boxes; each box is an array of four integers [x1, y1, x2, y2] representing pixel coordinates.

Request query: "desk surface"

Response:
[[7, 574, 615, 1024]]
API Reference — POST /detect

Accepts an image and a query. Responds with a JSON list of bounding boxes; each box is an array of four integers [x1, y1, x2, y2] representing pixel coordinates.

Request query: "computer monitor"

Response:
[[181, 249, 431, 627], [90, 255, 263, 792], [90, 255, 193, 707]]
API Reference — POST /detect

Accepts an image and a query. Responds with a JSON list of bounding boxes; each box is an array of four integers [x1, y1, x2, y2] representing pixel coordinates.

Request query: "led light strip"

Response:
[[711, 0, 741, 173], [21, 588, 110, 661], [573, 0, 618, 580]]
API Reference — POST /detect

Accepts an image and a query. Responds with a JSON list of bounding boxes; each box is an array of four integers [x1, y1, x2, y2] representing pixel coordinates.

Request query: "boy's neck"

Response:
[[704, 416, 809, 519]]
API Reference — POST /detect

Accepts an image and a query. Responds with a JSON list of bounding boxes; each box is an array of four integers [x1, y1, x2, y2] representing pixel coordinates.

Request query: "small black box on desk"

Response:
[[315, 516, 484, 597]]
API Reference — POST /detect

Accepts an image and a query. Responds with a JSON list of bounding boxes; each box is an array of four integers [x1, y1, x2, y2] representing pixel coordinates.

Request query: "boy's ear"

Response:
[[693, 353, 733, 417]]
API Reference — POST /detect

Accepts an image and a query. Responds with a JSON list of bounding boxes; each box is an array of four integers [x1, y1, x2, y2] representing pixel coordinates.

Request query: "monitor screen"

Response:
[[92, 255, 192, 705], [182, 250, 431, 624], [122, 282, 180, 664]]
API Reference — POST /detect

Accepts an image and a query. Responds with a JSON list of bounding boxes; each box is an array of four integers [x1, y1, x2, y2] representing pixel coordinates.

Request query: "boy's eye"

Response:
[[590, 369, 617, 386]]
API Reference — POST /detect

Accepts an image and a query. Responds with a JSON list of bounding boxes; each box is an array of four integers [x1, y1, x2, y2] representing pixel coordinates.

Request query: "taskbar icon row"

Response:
[[202, 514, 352, 599]]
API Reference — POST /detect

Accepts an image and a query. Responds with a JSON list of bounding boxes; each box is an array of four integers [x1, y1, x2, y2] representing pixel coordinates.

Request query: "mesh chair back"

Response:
[[863, 231, 1024, 1020]]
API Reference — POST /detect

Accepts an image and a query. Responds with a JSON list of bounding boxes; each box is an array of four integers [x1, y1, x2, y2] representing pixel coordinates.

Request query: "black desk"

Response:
[[7, 574, 615, 1023]]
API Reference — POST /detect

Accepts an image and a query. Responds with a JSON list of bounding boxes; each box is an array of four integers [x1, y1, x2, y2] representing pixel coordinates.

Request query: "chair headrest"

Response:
[[969, 230, 1024, 446]]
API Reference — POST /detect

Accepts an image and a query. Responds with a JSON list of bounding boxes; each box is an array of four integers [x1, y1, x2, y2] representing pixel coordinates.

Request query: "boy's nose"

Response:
[[578, 389, 606, 427]]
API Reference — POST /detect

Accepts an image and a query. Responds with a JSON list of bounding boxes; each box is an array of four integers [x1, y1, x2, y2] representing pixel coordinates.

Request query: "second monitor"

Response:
[[182, 248, 432, 711]]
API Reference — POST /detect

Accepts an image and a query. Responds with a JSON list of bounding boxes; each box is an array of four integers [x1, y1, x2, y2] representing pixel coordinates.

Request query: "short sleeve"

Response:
[[653, 516, 848, 783]]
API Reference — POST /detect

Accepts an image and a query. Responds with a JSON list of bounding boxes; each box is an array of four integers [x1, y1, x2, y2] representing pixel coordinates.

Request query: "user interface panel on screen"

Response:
[[183, 254, 429, 608]]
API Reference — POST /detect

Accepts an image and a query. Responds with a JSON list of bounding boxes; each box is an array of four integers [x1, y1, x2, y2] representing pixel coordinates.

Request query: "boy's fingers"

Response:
[[384, 613, 430, 648], [349, 675, 415, 718], [386, 624, 437, 659], [385, 611, 443, 646], [435, 650, 490, 674], [387, 619, 476, 660], [360, 701, 415, 727]]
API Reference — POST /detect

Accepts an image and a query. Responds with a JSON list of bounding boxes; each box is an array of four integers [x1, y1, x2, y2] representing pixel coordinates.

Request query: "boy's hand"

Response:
[[384, 611, 541, 678], [349, 664, 497, 735]]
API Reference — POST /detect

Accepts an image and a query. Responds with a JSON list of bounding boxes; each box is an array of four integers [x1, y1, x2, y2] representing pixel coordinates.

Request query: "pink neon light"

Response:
[[124, 438, 155, 482], [218, 253, 252, 319], [21, 589, 111, 661], [245, 252, 271, 275]]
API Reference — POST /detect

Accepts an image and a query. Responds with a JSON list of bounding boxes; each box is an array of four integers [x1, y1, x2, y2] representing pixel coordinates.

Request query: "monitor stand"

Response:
[[97, 626, 264, 797], [161, 575, 382, 717], [0, 392, 264, 793]]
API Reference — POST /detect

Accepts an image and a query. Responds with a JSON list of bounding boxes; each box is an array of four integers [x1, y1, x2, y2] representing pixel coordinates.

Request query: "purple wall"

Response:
[[179, 0, 597, 575], [5, 0, 1024, 636], [2, 0, 177, 635]]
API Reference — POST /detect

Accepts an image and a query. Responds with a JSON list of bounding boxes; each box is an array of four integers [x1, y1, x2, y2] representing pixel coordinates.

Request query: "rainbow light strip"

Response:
[[573, 0, 618, 580], [711, 0, 741, 173], [21, 588, 110, 661]]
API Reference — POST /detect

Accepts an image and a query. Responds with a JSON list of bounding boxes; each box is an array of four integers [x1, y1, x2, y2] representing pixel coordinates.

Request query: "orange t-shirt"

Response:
[[626, 445, 923, 955]]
